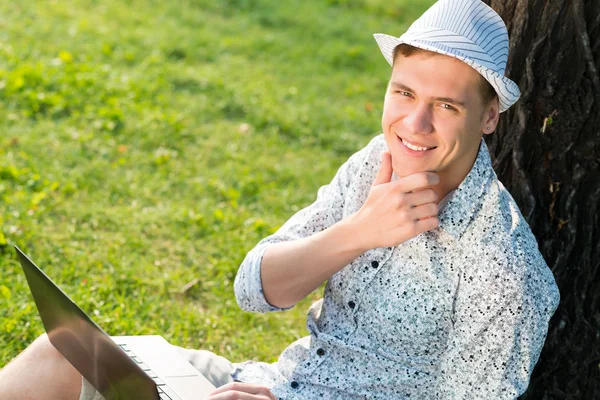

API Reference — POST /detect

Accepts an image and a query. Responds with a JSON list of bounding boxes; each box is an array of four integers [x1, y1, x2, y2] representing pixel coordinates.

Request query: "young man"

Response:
[[224, 0, 559, 399], [0, 0, 559, 399]]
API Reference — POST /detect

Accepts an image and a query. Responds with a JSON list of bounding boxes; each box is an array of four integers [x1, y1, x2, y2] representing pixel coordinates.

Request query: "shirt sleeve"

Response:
[[433, 249, 560, 399], [234, 137, 380, 313]]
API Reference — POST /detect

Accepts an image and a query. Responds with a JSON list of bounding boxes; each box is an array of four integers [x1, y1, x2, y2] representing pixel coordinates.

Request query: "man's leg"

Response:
[[0, 333, 82, 400], [0, 335, 236, 400]]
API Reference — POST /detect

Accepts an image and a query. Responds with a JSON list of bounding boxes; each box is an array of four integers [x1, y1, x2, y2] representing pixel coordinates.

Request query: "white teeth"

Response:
[[402, 138, 433, 151]]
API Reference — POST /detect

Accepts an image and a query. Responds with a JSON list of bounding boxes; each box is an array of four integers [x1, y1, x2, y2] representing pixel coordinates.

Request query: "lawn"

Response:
[[0, 0, 434, 366]]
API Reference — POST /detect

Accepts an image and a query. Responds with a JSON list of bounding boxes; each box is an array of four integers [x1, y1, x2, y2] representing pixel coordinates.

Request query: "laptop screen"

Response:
[[15, 246, 159, 400]]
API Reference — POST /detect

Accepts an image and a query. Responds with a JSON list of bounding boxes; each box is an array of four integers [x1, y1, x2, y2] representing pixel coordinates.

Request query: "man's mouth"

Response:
[[401, 138, 437, 151]]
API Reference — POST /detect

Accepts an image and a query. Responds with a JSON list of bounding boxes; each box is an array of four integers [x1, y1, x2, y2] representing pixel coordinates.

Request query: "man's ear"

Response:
[[482, 97, 500, 135]]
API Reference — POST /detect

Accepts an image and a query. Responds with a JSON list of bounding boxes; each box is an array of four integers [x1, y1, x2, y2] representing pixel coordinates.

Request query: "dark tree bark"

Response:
[[482, 0, 600, 398]]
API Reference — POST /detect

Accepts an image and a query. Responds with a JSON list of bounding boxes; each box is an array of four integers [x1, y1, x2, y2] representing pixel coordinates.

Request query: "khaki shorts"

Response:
[[79, 345, 235, 400]]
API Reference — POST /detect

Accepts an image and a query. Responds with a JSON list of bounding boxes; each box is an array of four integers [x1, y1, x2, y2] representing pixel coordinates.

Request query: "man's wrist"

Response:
[[333, 214, 371, 255]]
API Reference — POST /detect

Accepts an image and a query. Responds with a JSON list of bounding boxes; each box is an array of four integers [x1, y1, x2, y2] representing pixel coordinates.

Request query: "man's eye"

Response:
[[397, 91, 412, 97], [441, 103, 455, 110]]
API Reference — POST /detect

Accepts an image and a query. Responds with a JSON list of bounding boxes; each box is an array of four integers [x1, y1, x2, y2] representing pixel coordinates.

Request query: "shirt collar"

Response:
[[437, 189, 456, 213], [437, 139, 495, 241]]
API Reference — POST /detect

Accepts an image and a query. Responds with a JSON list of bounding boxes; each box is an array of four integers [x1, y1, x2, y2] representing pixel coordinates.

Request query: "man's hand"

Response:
[[347, 151, 440, 250], [205, 382, 277, 400]]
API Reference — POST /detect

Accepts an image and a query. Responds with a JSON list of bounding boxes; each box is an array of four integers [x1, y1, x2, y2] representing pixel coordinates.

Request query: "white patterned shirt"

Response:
[[232, 134, 560, 399]]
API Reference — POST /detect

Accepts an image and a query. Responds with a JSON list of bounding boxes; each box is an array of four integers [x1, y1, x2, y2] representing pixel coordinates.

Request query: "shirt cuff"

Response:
[[234, 242, 294, 313]]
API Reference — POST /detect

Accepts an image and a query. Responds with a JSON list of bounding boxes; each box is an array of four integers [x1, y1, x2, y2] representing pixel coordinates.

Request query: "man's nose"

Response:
[[402, 103, 433, 135]]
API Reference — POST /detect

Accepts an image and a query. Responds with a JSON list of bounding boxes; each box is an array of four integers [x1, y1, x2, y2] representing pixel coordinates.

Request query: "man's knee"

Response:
[[0, 333, 82, 400], [1, 333, 51, 371], [32, 333, 59, 358], [27, 333, 69, 369]]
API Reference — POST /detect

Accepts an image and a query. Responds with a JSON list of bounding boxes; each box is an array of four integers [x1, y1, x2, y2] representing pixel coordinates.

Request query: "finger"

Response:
[[207, 390, 273, 400], [395, 172, 439, 193], [406, 216, 439, 237], [207, 382, 272, 396], [372, 151, 393, 186], [405, 188, 438, 207], [409, 203, 439, 221]]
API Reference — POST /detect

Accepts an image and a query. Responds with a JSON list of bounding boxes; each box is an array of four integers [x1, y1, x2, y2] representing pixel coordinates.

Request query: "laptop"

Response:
[[14, 246, 217, 400]]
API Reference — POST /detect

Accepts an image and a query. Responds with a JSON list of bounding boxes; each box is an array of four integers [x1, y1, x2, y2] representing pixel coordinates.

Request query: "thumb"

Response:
[[373, 151, 393, 186]]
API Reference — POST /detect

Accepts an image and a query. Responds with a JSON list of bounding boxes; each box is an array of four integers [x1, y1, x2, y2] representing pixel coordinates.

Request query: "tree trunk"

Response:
[[482, 0, 600, 398]]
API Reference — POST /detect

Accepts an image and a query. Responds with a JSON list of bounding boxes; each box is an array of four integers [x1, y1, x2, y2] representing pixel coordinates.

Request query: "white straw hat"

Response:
[[374, 0, 520, 112]]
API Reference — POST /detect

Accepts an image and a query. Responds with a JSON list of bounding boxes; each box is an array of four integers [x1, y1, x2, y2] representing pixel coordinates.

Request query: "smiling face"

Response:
[[382, 49, 499, 198]]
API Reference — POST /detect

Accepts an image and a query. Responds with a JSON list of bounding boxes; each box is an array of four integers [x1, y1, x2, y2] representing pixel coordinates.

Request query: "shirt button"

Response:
[[316, 348, 326, 356], [371, 260, 379, 268], [348, 300, 356, 309], [290, 380, 299, 389]]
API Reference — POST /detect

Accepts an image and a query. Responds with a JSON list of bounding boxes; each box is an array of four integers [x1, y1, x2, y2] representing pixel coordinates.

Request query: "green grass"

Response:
[[0, 0, 434, 366]]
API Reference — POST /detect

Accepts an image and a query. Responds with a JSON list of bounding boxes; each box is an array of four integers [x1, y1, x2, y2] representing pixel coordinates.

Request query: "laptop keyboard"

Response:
[[118, 344, 182, 400]]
